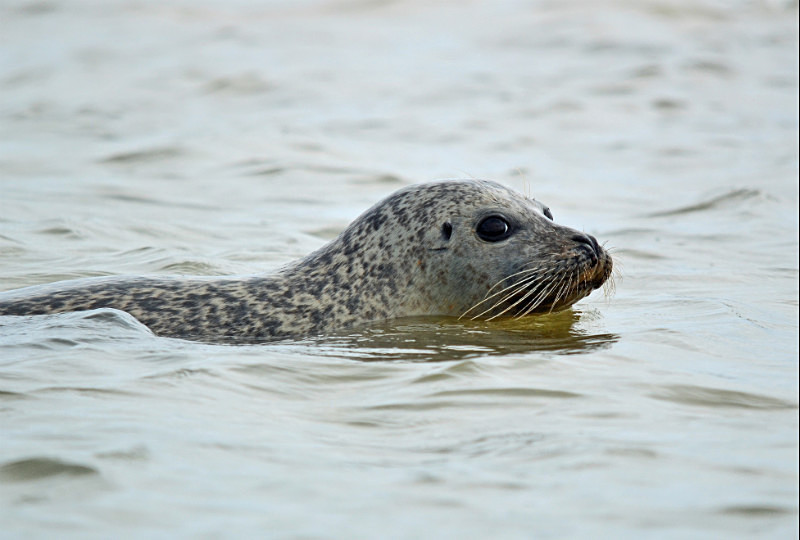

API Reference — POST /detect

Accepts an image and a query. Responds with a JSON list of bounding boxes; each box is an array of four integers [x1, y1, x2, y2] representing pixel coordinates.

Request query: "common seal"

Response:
[[0, 180, 613, 341]]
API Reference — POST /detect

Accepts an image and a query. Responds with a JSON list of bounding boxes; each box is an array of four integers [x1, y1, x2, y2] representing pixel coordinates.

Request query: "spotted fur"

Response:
[[0, 180, 612, 341]]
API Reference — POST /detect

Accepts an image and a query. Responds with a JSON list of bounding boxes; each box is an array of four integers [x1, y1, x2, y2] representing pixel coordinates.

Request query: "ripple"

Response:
[[34, 386, 138, 397], [0, 457, 98, 483], [650, 384, 797, 410], [203, 73, 273, 94], [95, 446, 149, 461], [367, 400, 504, 412], [718, 505, 795, 517], [0, 389, 29, 400], [652, 98, 686, 110], [99, 146, 185, 164], [34, 225, 86, 240], [645, 189, 763, 217], [0, 309, 154, 353], [685, 59, 733, 76], [430, 387, 581, 399], [442, 431, 547, 458], [81, 309, 153, 332], [158, 260, 225, 274]]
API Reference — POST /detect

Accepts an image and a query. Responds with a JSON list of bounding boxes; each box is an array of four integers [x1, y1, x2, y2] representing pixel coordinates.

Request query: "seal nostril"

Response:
[[571, 234, 591, 247], [441, 222, 452, 241], [572, 234, 601, 258], [587, 234, 600, 256]]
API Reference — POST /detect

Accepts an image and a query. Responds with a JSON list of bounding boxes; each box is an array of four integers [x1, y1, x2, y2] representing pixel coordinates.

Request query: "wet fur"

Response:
[[0, 180, 612, 341]]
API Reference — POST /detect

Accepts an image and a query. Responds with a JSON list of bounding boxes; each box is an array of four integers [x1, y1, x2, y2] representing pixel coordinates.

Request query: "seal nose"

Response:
[[571, 234, 601, 261]]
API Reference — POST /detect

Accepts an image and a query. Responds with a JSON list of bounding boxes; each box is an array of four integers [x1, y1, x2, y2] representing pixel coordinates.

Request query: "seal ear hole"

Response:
[[476, 215, 512, 242], [441, 222, 452, 241]]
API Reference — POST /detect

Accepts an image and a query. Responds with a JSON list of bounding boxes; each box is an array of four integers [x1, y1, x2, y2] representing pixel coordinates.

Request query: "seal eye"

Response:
[[543, 207, 553, 220], [476, 215, 512, 242]]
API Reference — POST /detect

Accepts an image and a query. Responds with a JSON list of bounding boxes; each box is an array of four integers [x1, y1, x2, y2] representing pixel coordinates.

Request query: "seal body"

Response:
[[0, 180, 612, 341]]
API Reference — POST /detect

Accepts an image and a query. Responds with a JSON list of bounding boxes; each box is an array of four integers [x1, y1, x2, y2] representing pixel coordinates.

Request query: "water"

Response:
[[1, 0, 798, 537]]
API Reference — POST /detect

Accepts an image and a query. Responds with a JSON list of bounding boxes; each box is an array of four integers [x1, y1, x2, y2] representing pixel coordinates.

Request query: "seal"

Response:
[[0, 180, 612, 341]]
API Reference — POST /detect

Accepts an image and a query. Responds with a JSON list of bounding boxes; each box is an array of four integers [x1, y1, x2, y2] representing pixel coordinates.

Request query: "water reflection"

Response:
[[302, 309, 619, 362]]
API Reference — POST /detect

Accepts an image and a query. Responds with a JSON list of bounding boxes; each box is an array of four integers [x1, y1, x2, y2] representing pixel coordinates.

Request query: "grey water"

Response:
[[1, 0, 797, 538]]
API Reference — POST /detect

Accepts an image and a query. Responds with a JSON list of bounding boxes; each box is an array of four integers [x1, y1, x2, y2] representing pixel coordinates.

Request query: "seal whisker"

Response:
[[513, 269, 557, 318], [518, 271, 564, 318], [480, 266, 539, 300], [459, 269, 541, 320], [543, 274, 566, 315], [548, 271, 573, 314], [484, 276, 551, 321], [464, 272, 543, 320], [535, 267, 572, 315], [512, 283, 551, 319]]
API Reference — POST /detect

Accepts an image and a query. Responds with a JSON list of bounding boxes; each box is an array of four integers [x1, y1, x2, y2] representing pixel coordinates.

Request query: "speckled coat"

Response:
[[0, 180, 611, 341]]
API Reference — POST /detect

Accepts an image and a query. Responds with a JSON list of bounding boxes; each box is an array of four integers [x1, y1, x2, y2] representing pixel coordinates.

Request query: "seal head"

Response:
[[327, 179, 612, 322]]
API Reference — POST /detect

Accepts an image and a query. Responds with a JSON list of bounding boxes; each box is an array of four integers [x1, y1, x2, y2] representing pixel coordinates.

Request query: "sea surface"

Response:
[[1, 0, 798, 538]]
